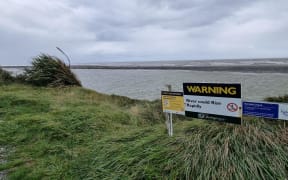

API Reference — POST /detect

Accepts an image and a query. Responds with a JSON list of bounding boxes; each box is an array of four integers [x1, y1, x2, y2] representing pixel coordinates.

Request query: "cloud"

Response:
[[0, 0, 288, 65]]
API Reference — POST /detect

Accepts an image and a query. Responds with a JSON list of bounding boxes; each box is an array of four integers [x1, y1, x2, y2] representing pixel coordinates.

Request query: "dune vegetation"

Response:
[[23, 54, 81, 87], [0, 83, 287, 179], [0, 68, 15, 84], [0, 56, 287, 179]]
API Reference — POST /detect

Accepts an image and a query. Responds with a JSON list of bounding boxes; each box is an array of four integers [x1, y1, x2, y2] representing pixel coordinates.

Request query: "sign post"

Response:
[[161, 85, 185, 136], [166, 85, 172, 136]]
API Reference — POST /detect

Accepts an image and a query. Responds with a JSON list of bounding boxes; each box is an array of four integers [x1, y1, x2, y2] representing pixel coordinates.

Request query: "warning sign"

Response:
[[161, 91, 185, 115], [183, 83, 242, 124], [227, 103, 238, 112]]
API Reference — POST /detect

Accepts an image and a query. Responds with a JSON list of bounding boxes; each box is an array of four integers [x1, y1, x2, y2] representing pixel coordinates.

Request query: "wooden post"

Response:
[[165, 84, 173, 136], [239, 106, 243, 126], [169, 113, 173, 136]]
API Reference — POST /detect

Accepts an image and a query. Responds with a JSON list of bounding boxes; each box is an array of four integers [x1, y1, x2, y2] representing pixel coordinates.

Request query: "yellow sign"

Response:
[[161, 91, 185, 115]]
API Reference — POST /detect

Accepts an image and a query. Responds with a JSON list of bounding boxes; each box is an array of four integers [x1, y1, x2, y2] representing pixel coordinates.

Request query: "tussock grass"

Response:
[[0, 84, 287, 179], [24, 54, 81, 87], [74, 123, 287, 179]]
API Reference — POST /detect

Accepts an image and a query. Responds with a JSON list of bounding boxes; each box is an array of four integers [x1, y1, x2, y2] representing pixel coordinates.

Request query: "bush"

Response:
[[24, 54, 81, 87], [265, 95, 288, 103], [0, 67, 15, 83]]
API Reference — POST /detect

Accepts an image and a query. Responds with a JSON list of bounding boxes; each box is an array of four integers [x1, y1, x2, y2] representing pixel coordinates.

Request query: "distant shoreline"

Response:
[[2, 65, 288, 73], [71, 65, 288, 73]]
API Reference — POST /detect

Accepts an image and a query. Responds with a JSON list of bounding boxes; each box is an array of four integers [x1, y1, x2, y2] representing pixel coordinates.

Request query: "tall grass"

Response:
[[71, 122, 288, 179], [0, 84, 287, 179], [24, 54, 81, 87]]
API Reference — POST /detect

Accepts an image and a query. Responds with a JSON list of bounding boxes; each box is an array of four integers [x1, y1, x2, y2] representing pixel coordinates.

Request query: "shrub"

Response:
[[24, 54, 81, 87], [0, 67, 15, 83], [265, 95, 288, 103]]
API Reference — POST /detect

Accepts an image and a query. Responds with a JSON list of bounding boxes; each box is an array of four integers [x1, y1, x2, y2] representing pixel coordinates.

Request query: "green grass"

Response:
[[0, 84, 287, 179]]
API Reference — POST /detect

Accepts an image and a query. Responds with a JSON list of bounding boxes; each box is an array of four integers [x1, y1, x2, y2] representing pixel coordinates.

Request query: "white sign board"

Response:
[[184, 95, 242, 117], [278, 103, 288, 120], [183, 83, 242, 124]]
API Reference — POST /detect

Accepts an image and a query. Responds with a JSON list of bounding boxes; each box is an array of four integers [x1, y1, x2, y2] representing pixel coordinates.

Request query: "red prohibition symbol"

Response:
[[226, 103, 238, 112]]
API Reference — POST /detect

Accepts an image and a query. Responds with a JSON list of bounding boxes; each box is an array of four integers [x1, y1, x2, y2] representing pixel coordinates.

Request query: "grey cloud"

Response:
[[0, 0, 288, 65], [83, 0, 257, 38]]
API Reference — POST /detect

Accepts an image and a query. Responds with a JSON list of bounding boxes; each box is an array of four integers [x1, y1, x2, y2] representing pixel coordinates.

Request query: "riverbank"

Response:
[[3, 64, 288, 73], [0, 84, 287, 179]]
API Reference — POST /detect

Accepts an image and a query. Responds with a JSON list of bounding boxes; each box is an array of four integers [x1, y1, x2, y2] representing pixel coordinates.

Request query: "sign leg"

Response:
[[169, 113, 173, 136], [165, 113, 170, 135]]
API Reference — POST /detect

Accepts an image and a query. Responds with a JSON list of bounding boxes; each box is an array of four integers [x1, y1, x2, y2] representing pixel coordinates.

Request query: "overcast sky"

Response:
[[1, 0, 288, 65]]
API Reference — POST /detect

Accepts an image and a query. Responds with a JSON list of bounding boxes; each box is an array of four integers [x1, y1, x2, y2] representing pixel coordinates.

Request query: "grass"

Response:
[[0, 83, 287, 179]]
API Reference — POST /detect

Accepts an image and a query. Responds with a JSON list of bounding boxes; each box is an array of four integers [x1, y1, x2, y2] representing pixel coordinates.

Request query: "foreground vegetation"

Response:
[[0, 83, 287, 179], [1, 54, 288, 179]]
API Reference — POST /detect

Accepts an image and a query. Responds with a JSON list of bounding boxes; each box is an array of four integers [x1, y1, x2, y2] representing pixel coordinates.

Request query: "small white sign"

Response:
[[184, 95, 242, 117], [278, 103, 288, 121]]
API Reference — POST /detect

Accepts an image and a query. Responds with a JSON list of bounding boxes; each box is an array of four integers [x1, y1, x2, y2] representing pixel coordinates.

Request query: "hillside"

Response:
[[0, 84, 287, 179]]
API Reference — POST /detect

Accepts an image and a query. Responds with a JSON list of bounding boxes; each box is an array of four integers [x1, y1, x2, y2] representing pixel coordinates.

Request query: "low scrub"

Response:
[[24, 54, 81, 87], [265, 95, 288, 103], [0, 67, 15, 83]]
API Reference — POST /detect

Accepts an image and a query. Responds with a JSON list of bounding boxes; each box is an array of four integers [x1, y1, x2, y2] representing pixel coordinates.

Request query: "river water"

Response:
[[73, 69, 288, 101], [5, 67, 288, 101]]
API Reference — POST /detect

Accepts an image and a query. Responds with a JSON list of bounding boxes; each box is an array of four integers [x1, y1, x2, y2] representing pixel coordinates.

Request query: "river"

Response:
[[73, 69, 288, 101]]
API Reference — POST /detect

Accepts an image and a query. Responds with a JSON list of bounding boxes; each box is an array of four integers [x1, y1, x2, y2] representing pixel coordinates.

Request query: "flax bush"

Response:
[[24, 54, 81, 87]]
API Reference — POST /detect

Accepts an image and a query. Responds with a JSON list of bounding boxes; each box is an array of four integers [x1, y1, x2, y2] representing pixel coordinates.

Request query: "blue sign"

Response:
[[242, 101, 279, 119]]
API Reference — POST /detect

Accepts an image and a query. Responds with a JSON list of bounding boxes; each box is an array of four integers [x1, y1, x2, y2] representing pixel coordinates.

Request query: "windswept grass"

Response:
[[71, 121, 287, 179], [24, 54, 81, 87], [0, 84, 287, 179]]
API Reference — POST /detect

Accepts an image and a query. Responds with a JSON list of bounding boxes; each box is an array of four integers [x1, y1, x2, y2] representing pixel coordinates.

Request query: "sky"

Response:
[[0, 0, 288, 65]]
